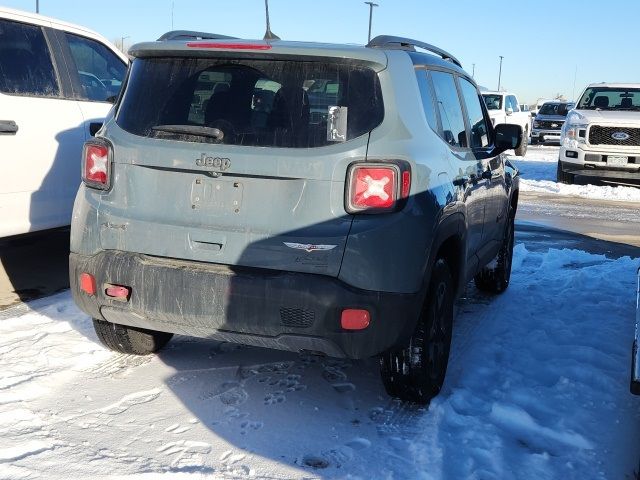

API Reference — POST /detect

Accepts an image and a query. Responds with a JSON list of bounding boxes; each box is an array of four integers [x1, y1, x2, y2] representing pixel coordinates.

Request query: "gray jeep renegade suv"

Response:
[[70, 34, 521, 403]]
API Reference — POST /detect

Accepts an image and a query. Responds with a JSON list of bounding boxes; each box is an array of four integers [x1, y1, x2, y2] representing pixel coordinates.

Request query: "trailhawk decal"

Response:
[[283, 242, 338, 253]]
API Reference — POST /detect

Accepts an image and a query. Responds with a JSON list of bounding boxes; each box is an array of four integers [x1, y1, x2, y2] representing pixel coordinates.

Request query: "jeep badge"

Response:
[[196, 154, 231, 170]]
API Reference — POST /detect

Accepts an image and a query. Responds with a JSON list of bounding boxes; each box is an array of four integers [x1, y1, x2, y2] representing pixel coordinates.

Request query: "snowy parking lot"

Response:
[[1, 236, 639, 480], [1, 145, 639, 480]]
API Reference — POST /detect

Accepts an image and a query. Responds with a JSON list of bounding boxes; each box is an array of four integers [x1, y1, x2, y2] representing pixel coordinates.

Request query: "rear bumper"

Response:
[[70, 251, 423, 359]]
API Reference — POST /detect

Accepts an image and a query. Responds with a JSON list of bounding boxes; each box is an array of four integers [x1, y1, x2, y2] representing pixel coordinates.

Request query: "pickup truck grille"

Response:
[[589, 125, 640, 146], [536, 120, 564, 130]]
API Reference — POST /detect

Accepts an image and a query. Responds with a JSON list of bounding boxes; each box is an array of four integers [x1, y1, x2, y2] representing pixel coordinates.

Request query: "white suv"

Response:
[[558, 83, 640, 185], [0, 8, 128, 237]]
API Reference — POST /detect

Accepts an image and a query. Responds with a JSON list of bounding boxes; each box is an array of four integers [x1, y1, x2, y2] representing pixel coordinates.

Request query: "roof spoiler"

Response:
[[366, 35, 462, 68], [157, 30, 237, 41]]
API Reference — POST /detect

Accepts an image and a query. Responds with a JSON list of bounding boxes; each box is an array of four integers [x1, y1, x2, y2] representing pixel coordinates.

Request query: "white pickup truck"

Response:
[[558, 83, 640, 185], [482, 91, 530, 156]]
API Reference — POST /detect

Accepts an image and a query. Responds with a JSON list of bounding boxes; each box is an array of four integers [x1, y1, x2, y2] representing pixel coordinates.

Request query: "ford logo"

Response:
[[611, 131, 630, 141]]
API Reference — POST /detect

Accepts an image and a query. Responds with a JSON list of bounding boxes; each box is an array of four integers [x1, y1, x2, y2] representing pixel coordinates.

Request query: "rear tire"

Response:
[[380, 258, 454, 404], [474, 208, 515, 294], [93, 319, 173, 355], [514, 126, 528, 156], [556, 161, 574, 185]]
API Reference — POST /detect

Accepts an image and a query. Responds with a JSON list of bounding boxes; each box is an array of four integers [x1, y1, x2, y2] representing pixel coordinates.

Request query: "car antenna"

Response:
[[263, 0, 280, 40]]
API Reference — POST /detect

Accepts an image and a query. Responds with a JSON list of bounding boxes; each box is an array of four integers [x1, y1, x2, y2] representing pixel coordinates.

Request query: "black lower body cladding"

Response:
[[69, 251, 424, 359]]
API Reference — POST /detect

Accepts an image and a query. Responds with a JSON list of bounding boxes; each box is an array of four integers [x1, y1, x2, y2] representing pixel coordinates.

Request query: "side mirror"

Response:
[[530, 112, 536, 118], [505, 107, 514, 115], [493, 123, 522, 155]]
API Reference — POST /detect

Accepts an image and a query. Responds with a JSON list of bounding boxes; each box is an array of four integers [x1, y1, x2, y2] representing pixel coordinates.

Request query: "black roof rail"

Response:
[[157, 30, 237, 41], [366, 35, 462, 68]]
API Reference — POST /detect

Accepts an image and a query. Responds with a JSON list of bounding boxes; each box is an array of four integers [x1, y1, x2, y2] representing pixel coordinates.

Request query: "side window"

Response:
[[430, 70, 467, 148], [0, 19, 59, 97], [507, 95, 518, 112], [459, 78, 490, 148], [65, 33, 126, 102], [415, 70, 438, 132]]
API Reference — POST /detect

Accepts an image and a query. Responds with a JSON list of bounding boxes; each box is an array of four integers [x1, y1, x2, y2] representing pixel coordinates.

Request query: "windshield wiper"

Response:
[[152, 125, 224, 141]]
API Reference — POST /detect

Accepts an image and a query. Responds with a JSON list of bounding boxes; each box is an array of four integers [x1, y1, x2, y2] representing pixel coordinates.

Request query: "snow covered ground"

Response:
[[1, 245, 639, 479], [510, 145, 640, 203]]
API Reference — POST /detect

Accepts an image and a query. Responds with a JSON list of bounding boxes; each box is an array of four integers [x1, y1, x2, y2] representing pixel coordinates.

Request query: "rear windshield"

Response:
[[538, 103, 573, 116], [116, 57, 384, 148]]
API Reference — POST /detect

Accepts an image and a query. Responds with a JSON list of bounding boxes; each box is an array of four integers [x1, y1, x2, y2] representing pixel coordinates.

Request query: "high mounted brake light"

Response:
[[186, 42, 272, 50], [82, 139, 112, 190], [345, 162, 411, 214]]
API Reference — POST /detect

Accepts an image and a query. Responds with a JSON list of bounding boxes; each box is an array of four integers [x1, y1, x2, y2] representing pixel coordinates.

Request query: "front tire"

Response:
[[474, 208, 515, 294], [556, 161, 574, 184], [514, 126, 528, 156], [380, 258, 454, 404], [93, 319, 173, 355]]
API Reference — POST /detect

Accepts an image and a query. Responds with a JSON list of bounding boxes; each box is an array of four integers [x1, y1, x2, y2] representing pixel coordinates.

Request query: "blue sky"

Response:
[[4, 0, 639, 103]]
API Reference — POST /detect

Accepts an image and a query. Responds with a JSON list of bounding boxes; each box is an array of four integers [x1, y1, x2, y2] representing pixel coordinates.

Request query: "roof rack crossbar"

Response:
[[366, 35, 462, 68], [157, 30, 237, 41]]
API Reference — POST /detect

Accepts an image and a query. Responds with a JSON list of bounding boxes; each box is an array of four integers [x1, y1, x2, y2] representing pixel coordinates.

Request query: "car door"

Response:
[[59, 31, 127, 140], [0, 17, 86, 236], [428, 70, 489, 263], [458, 77, 508, 263]]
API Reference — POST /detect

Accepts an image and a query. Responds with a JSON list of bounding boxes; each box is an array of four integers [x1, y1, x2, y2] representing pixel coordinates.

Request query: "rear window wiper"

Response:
[[151, 125, 224, 141]]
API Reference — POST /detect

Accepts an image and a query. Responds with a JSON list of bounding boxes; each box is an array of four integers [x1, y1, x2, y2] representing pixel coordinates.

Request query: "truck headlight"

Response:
[[561, 122, 588, 149], [533, 121, 540, 128]]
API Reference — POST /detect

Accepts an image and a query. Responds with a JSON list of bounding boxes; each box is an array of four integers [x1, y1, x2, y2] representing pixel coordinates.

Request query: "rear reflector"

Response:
[[401, 170, 411, 198], [79, 273, 96, 296], [341, 309, 370, 330], [186, 42, 272, 50], [105, 284, 131, 300]]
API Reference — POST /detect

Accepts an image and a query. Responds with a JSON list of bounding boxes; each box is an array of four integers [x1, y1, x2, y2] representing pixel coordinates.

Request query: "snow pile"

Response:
[[510, 145, 640, 203], [0, 246, 639, 479]]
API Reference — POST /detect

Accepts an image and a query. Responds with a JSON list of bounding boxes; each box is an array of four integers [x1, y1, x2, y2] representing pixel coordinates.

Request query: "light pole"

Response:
[[364, 2, 378, 43], [36, 0, 39, 13], [120, 35, 130, 53], [472, 63, 475, 78], [497, 55, 504, 91]]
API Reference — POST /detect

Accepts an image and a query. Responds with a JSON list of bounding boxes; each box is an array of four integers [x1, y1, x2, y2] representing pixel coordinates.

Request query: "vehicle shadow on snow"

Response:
[[0, 226, 71, 308], [155, 338, 426, 475], [1, 126, 82, 307]]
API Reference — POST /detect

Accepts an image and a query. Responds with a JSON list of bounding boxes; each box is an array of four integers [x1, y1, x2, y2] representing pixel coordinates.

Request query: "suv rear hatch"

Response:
[[98, 42, 386, 277]]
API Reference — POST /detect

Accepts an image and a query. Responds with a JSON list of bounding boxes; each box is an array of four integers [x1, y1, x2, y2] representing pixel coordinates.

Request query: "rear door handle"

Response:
[[0, 120, 18, 135]]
